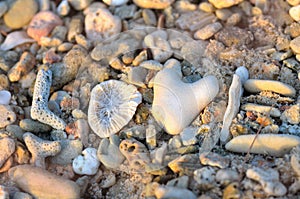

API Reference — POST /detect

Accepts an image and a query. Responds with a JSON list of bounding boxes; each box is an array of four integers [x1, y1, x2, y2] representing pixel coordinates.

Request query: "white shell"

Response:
[[0, 90, 11, 105], [0, 31, 35, 51], [72, 148, 100, 175], [88, 80, 142, 138]]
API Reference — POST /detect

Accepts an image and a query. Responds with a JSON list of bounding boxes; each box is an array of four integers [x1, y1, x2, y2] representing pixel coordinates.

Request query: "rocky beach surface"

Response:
[[0, 0, 299, 198]]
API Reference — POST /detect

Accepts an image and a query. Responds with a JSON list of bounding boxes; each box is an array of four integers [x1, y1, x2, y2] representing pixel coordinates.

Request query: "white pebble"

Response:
[[72, 148, 100, 175], [0, 90, 11, 105], [103, 0, 128, 6], [290, 5, 300, 22]]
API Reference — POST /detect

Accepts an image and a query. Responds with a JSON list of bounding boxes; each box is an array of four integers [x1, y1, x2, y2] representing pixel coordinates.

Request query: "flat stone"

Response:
[[4, 0, 38, 29], [103, 0, 129, 6], [225, 134, 300, 157], [133, 0, 174, 9], [194, 22, 222, 40], [19, 119, 52, 133], [9, 165, 80, 199], [0, 137, 15, 168], [244, 79, 296, 97], [290, 36, 300, 54]]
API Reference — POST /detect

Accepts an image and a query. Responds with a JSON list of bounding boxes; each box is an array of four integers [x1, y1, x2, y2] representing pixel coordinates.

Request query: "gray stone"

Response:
[[20, 119, 52, 134], [50, 139, 83, 165], [69, 0, 92, 10], [0, 1, 8, 18]]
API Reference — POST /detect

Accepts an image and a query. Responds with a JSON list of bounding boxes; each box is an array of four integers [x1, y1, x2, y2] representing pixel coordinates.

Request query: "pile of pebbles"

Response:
[[0, 0, 299, 198]]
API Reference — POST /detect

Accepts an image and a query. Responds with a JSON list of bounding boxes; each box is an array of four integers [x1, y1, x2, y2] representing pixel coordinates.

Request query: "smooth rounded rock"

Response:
[[103, 0, 129, 6], [208, 0, 243, 9], [290, 5, 300, 22], [0, 90, 11, 105], [244, 79, 296, 97], [225, 134, 300, 157], [19, 119, 52, 133], [27, 11, 63, 43], [290, 36, 300, 54], [133, 0, 174, 9], [4, 0, 38, 29], [8, 165, 80, 199]]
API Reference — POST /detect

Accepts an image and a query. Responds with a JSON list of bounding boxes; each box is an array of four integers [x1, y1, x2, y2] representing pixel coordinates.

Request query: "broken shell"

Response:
[[152, 59, 219, 135], [244, 79, 296, 97], [225, 134, 300, 157], [0, 31, 35, 51], [88, 80, 142, 138]]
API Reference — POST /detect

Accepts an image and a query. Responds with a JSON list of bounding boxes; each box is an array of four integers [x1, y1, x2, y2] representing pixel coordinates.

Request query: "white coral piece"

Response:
[[31, 69, 66, 130], [88, 80, 142, 138]]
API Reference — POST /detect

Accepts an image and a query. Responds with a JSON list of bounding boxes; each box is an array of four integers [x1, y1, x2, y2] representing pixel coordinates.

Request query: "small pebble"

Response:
[[68, 15, 84, 42], [194, 22, 222, 40], [241, 103, 281, 117], [216, 169, 239, 185], [140, 60, 163, 70], [38, 0, 50, 11], [280, 104, 300, 124], [8, 52, 35, 82], [12, 192, 33, 199], [180, 127, 199, 146], [85, 7, 121, 42], [73, 147, 100, 175], [208, 0, 244, 9], [19, 119, 52, 134], [155, 185, 197, 199], [57, 42, 74, 52], [69, 0, 93, 10], [290, 5, 300, 22], [0, 105, 16, 128], [0, 90, 11, 105], [133, 0, 175, 9], [27, 11, 63, 43], [199, 152, 230, 169], [103, 0, 129, 6], [194, 167, 215, 189], [0, 185, 9, 199], [9, 165, 80, 199], [290, 36, 300, 54], [215, 9, 233, 21], [0, 137, 15, 168], [4, 0, 38, 29], [143, 9, 157, 26], [0, 2, 7, 18], [199, 2, 215, 13], [57, 0, 70, 16]]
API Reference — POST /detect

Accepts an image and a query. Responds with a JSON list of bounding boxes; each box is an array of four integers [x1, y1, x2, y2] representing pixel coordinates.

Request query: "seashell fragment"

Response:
[[152, 59, 219, 135], [244, 79, 296, 97], [88, 80, 142, 138], [0, 31, 35, 51], [225, 134, 300, 157]]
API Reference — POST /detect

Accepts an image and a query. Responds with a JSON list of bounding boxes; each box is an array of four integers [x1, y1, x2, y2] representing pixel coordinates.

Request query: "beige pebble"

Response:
[[225, 134, 300, 157], [290, 36, 300, 54], [244, 79, 296, 97], [4, 0, 38, 29], [0, 137, 15, 168], [215, 8, 232, 21], [241, 103, 281, 117], [280, 104, 300, 124], [85, 7, 121, 42], [290, 5, 300, 21], [9, 165, 80, 199], [199, 2, 215, 13], [194, 22, 222, 40], [287, 0, 300, 6], [209, 0, 244, 9], [133, 0, 174, 9]]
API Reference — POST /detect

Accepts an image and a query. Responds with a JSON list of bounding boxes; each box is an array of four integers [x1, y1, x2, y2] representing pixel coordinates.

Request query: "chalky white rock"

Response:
[[152, 59, 219, 135], [72, 148, 100, 175], [0, 90, 11, 105], [103, 0, 128, 6]]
